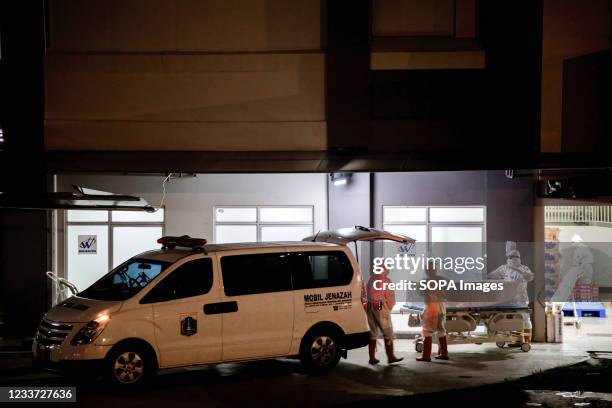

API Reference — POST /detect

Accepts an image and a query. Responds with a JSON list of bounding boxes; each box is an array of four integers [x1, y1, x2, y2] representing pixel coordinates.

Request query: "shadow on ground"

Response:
[[341, 359, 612, 408]]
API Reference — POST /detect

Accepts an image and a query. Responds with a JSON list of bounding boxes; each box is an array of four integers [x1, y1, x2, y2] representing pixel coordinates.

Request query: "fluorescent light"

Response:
[[330, 172, 352, 187]]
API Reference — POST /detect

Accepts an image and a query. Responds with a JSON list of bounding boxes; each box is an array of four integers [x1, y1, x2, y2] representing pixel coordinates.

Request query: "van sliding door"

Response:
[[219, 251, 294, 360]]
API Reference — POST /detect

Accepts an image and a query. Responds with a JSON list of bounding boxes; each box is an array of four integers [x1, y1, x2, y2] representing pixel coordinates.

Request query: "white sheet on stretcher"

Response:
[[401, 303, 529, 313], [403, 281, 527, 308]]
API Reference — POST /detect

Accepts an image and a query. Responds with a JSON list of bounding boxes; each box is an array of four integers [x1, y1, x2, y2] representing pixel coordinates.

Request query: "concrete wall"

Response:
[[49, 0, 321, 52], [325, 170, 536, 280], [372, 170, 535, 279], [372, 0, 455, 36], [57, 173, 328, 239], [371, 170, 539, 332], [540, 0, 610, 152], [327, 173, 371, 275], [45, 0, 325, 151]]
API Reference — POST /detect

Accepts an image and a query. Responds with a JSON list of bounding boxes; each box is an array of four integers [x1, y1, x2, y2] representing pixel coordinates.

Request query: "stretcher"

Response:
[[401, 303, 532, 352]]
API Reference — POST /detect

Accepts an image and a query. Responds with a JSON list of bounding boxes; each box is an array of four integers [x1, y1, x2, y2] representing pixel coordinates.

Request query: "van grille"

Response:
[[36, 319, 74, 346]]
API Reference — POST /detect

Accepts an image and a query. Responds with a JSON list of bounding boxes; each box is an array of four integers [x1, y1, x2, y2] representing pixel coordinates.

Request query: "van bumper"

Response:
[[33, 357, 104, 376], [343, 331, 370, 350]]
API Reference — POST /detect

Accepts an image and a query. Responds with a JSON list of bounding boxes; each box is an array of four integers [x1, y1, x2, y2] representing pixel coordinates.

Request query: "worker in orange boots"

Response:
[[417, 261, 449, 362], [366, 267, 403, 365]]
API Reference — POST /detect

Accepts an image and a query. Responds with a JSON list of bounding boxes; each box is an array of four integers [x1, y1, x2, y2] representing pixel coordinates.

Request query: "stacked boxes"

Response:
[[544, 228, 562, 300], [572, 283, 599, 301]]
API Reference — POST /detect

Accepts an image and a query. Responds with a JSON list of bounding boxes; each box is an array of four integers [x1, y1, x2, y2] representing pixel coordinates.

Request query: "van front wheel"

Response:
[[104, 344, 155, 387], [300, 330, 341, 374]]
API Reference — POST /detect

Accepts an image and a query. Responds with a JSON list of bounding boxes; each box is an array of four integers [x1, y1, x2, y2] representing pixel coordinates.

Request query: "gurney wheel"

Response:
[[521, 343, 531, 352], [496, 341, 505, 348], [415, 342, 424, 353]]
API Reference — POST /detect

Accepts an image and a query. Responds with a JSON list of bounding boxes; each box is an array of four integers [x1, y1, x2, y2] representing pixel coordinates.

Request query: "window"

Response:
[[142, 258, 213, 303], [430, 226, 483, 242], [112, 226, 163, 267], [290, 252, 353, 290], [383, 207, 427, 223], [66, 224, 109, 293], [214, 206, 314, 243], [67, 210, 108, 222], [111, 210, 164, 223], [216, 225, 257, 244], [65, 209, 164, 291], [429, 207, 484, 223], [382, 206, 485, 243], [79, 259, 169, 301], [221, 253, 292, 296], [383, 205, 486, 289], [261, 225, 313, 241]]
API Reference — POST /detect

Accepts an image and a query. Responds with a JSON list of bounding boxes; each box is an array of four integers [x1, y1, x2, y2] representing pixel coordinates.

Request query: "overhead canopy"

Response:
[[0, 185, 155, 212], [303, 226, 415, 245]]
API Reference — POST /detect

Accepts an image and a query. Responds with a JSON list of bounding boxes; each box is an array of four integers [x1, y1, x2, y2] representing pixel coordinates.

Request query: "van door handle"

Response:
[[203, 301, 238, 315]]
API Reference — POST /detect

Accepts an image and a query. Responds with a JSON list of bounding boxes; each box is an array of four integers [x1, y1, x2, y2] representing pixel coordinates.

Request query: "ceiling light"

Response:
[[330, 173, 352, 187]]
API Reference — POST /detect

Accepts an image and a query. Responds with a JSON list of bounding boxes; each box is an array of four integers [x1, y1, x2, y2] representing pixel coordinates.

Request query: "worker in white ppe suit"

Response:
[[416, 262, 449, 362], [366, 267, 403, 365], [553, 238, 594, 302], [487, 242, 534, 343], [573, 243, 594, 285]]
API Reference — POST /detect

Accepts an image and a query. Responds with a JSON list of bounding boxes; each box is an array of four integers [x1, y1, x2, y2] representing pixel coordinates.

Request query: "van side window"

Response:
[[141, 258, 213, 303], [221, 253, 292, 296], [290, 251, 353, 289]]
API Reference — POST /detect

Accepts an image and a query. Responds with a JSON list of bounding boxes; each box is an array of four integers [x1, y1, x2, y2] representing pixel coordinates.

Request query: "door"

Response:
[[142, 257, 222, 367], [219, 251, 294, 361]]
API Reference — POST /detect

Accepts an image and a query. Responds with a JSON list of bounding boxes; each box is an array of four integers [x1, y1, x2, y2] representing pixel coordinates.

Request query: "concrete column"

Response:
[[533, 198, 547, 342]]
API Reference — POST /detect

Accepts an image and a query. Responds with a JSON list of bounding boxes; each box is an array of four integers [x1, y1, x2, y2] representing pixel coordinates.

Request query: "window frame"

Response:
[[289, 251, 354, 290], [63, 209, 165, 286], [78, 257, 171, 302], [382, 205, 486, 311], [140, 257, 214, 304], [213, 205, 314, 243], [219, 249, 355, 297], [220, 252, 294, 297], [382, 205, 486, 245]]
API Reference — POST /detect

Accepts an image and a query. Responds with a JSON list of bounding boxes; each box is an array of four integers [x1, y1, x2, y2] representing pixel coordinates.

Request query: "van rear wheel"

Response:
[[300, 330, 341, 374]]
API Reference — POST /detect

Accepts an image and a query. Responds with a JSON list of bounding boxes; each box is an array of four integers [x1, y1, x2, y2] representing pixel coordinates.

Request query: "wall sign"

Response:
[[78, 235, 97, 254]]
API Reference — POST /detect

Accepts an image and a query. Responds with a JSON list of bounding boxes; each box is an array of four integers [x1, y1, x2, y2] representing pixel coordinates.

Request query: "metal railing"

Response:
[[545, 205, 612, 224]]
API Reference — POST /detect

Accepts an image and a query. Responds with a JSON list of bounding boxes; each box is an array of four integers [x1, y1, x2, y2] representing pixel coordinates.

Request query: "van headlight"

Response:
[[70, 314, 110, 346]]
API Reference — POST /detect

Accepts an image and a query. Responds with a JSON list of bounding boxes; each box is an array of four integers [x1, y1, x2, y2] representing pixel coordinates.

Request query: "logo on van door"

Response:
[[180, 315, 197, 336]]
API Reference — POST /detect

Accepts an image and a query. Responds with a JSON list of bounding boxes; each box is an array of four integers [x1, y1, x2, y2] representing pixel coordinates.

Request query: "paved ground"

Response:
[[0, 309, 609, 407], [0, 341, 593, 407]]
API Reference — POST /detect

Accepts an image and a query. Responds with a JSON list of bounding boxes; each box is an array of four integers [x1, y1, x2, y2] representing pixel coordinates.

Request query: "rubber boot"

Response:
[[385, 339, 404, 364], [523, 328, 532, 344], [368, 339, 380, 365], [416, 336, 432, 362], [434, 336, 449, 360], [510, 328, 532, 347]]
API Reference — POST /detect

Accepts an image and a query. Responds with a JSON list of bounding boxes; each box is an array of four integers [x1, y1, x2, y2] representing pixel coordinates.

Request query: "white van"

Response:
[[33, 228, 411, 386]]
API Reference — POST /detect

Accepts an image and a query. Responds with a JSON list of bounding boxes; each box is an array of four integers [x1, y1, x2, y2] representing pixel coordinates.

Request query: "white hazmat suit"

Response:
[[487, 242, 534, 341]]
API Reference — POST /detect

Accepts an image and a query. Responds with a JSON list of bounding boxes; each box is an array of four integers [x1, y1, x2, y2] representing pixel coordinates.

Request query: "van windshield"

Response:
[[78, 259, 170, 301]]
